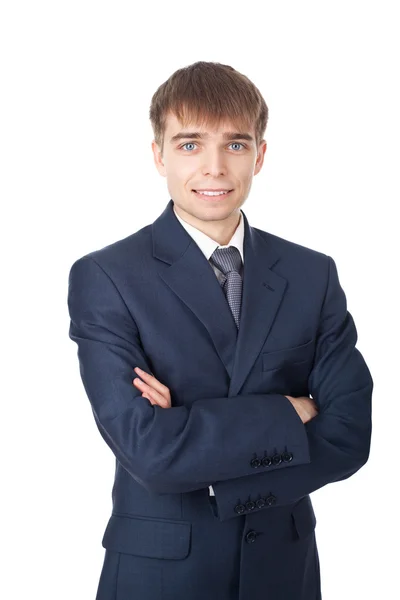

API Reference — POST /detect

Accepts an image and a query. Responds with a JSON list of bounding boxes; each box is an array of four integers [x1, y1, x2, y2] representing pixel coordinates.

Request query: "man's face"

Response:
[[152, 112, 267, 225]]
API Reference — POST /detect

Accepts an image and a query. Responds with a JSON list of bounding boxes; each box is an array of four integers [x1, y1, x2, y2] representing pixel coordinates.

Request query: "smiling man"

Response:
[[67, 61, 373, 600], [152, 111, 263, 246]]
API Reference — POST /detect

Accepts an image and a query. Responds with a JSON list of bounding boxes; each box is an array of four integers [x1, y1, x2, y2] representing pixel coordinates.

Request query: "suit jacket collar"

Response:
[[152, 199, 287, 396]]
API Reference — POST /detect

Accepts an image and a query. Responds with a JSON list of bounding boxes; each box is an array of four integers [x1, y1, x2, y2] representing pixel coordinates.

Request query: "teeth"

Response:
[[196, 190, 229, 196]]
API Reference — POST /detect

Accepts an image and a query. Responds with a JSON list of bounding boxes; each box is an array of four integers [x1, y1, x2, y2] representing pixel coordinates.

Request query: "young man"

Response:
[[68, 61, 373, 600]]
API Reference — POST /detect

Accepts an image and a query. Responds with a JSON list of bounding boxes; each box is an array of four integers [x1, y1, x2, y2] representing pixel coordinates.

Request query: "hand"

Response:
[[285, 395, 318, 423], [132, 367, 171, 408]]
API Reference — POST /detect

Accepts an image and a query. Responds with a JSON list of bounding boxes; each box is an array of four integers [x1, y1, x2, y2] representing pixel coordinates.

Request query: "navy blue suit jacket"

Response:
[[67, 199, 373, 600]]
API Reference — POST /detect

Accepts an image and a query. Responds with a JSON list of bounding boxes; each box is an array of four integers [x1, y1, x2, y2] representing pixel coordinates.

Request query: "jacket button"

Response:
[[282, 451, 293, 462], [265, 494, 276, 506], [245, 500, 256, 511], [245, 530, 258, 543], [271, 454, 282, 465], [234, 503, 246, 514], [256, 498, 266, 508], [262, 456, 272, 467], [250, 457, 262, 468]]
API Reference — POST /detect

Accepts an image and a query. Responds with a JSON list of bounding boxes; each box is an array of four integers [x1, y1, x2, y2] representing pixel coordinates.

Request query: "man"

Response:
[[67, 61, 373, 600]]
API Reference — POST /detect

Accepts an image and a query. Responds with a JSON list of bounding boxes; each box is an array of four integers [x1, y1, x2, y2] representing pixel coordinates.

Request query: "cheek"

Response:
[[231, 159, 254, 181], [236, 170, 253, 190], [169, 163, 195, 186]]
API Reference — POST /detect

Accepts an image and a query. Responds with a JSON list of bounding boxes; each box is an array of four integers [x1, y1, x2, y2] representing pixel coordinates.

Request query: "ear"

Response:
[[254, 140, 267, 175], [152, 140, 167, 177]]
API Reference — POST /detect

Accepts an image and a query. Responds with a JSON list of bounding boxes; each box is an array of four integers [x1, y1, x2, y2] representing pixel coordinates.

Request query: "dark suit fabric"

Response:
[[67, 199, 373, 600]]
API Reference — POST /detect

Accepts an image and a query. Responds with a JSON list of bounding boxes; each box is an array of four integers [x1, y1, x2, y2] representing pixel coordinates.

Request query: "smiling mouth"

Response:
[[192, 189, 233, 198]]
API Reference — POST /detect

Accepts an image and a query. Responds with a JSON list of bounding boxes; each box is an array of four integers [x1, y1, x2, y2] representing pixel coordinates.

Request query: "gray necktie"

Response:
[[209, 246, 243, 328]]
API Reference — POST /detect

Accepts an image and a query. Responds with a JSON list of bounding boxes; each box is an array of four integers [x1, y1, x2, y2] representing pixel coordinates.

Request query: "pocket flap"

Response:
[[262, 338, 315, 371], [102, 513, 191, 560], [291, 496, 317, 539]]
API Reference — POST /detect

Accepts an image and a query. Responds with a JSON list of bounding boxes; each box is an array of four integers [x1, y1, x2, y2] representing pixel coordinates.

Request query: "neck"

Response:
[[174, 204, 241, 246]]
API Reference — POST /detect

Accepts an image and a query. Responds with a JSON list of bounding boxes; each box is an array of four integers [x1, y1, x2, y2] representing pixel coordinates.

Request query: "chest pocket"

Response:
[[262, 338, 315, 372]]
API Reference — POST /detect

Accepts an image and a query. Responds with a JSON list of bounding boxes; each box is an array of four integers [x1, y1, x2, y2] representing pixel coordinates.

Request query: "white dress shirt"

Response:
[[173, 203, 245, 496]]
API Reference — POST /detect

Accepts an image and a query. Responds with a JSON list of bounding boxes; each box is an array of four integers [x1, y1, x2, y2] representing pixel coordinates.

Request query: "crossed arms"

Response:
[[131, 366, 318, 422], [67, 254, 373, 521]]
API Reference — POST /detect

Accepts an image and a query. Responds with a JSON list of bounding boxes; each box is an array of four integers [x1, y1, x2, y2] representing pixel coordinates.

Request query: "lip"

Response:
[[193, 188, 233, 192]]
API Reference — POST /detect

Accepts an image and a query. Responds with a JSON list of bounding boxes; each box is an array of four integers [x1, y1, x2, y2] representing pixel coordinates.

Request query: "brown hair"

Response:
[[149, 61, 269, 156]]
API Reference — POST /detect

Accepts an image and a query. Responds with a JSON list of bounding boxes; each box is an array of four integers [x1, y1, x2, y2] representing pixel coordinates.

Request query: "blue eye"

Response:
[[179, 142, 245, 151], [230, 143, 244, 151]]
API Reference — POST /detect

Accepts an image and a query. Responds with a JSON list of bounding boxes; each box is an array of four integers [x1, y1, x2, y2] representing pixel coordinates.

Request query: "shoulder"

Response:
[[69, 225, 153, 274], [253, 226, 329, 265]]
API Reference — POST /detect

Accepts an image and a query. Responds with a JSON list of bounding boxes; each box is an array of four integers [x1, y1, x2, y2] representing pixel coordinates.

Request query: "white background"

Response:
[[1, 1, 398, 598]]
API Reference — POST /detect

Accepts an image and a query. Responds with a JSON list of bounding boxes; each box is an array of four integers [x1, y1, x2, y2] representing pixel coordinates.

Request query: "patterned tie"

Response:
[[209, 246, 243, 328]]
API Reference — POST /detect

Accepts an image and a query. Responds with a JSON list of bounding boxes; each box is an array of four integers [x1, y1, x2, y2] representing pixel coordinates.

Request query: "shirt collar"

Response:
[[173, 204, 244, 263]]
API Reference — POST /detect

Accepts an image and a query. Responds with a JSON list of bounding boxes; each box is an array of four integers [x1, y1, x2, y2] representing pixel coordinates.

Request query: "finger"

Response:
[[133, 378, 168, 406], [142, 392, 167, 408], [142, 392, 156, 405], [134, 367, 169, 395]]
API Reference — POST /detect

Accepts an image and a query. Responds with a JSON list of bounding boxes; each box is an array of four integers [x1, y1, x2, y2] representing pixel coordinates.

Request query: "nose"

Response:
[[201, 149, 227, 178]]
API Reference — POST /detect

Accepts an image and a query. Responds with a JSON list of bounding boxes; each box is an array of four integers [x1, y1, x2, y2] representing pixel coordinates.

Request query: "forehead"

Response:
[[164, 111, 253, 138]]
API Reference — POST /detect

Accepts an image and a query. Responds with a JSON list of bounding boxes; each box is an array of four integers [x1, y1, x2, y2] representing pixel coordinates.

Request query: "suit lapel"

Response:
[[228, 219, 288, 396], [152, 200, 287, 396]]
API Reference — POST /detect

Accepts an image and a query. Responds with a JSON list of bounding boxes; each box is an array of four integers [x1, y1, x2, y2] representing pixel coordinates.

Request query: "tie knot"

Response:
[[209, 246, 242, 276]]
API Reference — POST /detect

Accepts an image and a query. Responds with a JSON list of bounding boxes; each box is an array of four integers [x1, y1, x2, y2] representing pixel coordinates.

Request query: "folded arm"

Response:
[[211, 256, 373, 521], [67, 255, 311, 494]]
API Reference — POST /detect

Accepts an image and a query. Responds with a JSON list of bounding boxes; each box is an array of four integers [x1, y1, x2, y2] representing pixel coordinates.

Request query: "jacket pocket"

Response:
[[102, 513, 191, 560], [262, 338, 315, 372]]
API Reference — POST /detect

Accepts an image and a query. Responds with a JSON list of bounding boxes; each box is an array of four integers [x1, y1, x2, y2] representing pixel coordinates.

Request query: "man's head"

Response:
[[149, 62, 268, 236]]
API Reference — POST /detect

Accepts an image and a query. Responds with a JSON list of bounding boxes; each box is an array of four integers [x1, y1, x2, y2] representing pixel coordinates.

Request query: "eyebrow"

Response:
[[169, 131, 254, 143]]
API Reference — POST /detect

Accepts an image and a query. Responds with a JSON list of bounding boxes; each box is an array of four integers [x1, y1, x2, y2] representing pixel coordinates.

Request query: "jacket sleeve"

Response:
[[212, 255, 373, 521], [67, 255, 311, 494]]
